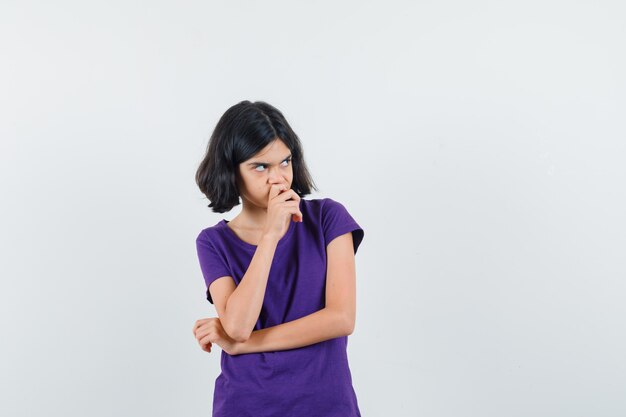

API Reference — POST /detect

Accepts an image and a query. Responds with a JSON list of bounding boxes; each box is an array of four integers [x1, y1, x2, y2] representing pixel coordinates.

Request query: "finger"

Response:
[[268, 183, 287, 202], [200, 334, 214, 347], [285, 201, 303, 221], [195, 317, 219, 336], [296, 201, 303, 221], [290, 206, 303, 222], [290, 190, 301, 202], [193, 322, 205, 337], [274, 183, 291, 198], [200, 340, 212, 351], [195, 326, 214, 341], [193, 319, 208, 334], [275, 189, 299, 203]]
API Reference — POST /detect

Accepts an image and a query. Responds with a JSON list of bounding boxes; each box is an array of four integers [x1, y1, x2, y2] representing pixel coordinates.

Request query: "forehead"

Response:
[[245, 140, 291, 164]]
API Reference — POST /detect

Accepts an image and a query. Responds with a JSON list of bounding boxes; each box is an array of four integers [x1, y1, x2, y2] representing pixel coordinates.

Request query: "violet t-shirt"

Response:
[[195, 197, 364, 417]]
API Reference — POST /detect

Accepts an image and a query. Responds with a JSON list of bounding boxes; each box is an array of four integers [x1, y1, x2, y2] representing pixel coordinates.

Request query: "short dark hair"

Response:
[[196, 100, 318, 213]]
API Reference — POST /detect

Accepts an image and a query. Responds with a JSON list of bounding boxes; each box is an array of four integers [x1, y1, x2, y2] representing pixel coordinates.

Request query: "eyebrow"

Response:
[[246, 153, 292, 166]]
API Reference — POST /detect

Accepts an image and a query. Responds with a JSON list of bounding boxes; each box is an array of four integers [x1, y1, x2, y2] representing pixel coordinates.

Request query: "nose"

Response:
[[267, 167, 285, 184]]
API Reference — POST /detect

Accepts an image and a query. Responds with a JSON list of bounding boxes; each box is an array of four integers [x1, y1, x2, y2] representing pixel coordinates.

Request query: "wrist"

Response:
[[259, 232, 280, 246]]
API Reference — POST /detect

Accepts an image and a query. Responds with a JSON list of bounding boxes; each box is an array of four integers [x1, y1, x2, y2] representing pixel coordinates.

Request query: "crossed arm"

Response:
[[233, 231, 357, 355], [234, 307, 350, 354]]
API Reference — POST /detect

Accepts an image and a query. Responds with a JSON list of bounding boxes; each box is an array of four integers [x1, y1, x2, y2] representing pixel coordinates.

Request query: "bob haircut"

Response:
[[196, 100, 318, 213]]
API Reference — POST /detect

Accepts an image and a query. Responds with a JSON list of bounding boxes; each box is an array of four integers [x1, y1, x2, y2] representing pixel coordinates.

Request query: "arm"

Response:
[[220, 185, 302, 342], [221, 233, 279, 342], [235, 231, 357, 354], [235, 307, 350, 354]]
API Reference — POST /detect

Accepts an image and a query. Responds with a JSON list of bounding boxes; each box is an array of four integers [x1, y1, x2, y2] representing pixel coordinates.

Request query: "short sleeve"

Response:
[[195, 230, 232, 304], [321, 198, 365, 254]]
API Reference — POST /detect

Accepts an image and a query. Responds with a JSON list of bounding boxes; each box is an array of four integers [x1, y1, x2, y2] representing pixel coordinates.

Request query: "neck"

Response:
[[235, 199, 268, 230]]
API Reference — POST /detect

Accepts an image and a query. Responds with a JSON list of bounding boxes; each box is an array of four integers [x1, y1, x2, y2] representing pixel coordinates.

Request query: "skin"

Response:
[[193, 138, 356, 355], [230, 138, 301, 238]]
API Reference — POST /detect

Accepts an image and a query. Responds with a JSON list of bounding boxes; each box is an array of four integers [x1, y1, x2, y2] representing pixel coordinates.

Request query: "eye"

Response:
[[254, 158, 291, 172]]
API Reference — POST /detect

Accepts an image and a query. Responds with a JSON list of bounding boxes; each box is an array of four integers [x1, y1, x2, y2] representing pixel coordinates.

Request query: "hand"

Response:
[[262, 183, 303, 240], [193, 317, 240, 356]]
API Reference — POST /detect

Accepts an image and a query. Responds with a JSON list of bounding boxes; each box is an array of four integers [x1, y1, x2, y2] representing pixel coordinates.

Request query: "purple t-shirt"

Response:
[[195, 197, 364, 417]]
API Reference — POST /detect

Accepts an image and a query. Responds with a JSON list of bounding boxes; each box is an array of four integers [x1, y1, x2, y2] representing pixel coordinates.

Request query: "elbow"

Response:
[[221, 303, 252, 343], [342, 312, 355, 336], [329, 308, 355, 336], [345, 319, 355, 336], [223, 321, 251, 343], [232, 331, 251, 343]]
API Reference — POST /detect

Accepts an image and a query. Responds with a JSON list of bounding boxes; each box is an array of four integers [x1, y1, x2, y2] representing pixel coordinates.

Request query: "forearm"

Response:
[[235, 307, 350, 354], [224, 234, 279, 341]]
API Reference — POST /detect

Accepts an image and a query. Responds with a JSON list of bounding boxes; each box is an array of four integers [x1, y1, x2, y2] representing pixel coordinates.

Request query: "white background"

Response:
[[2, 1, 625, 416]]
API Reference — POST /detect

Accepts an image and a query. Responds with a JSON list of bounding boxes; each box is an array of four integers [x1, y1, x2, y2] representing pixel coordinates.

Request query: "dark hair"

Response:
[[196, 100, 318, 213]]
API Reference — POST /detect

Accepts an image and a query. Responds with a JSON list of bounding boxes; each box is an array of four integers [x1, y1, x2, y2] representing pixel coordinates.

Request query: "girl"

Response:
[[192, 100, 365, 416]]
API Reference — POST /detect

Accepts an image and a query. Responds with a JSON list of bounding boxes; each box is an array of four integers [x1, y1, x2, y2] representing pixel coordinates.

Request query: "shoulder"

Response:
[[300, 197, 347, 216], [299, 197, 358, 224], [195, 220, 226, 247], [305, 197, 364, 253], [304, 196, 362, 231]]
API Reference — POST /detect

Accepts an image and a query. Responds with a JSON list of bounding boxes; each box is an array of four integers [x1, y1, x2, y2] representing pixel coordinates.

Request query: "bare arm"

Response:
[[234, 307, 350, 354], [234, 232, 357, 354], [215, 184, 303, 342], [221, 233, 279, 342]]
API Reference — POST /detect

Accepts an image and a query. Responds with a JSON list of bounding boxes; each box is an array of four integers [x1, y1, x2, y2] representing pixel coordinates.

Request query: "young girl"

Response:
[[192, 100, 365, 416]]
